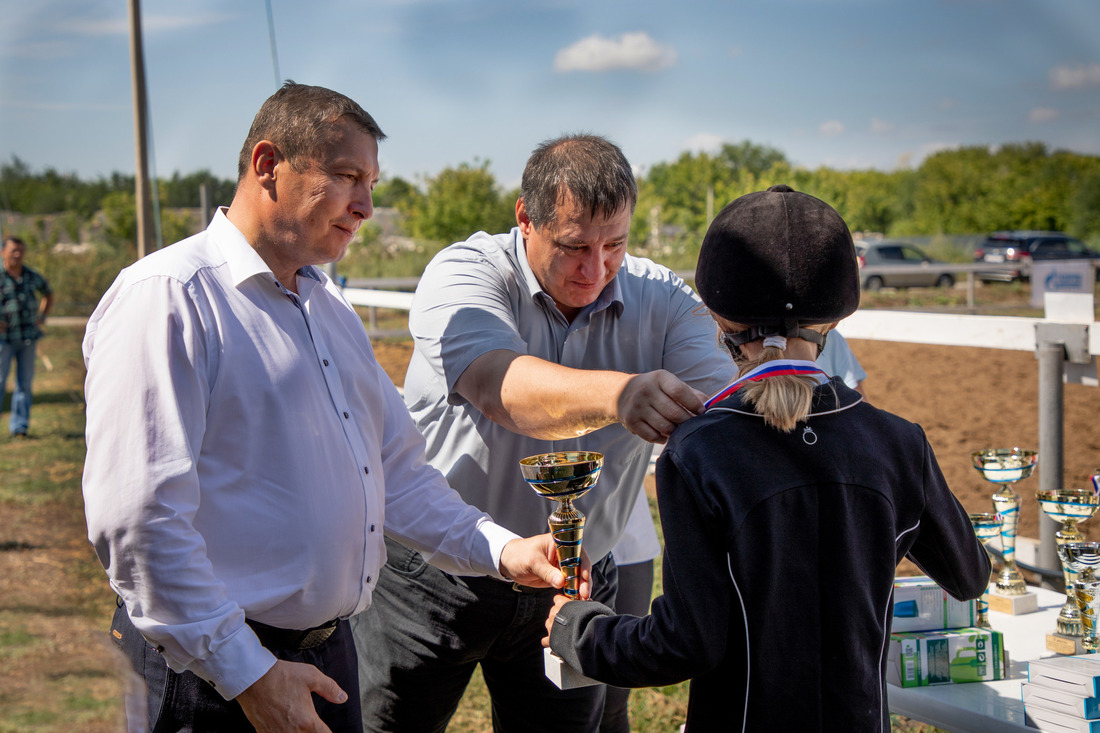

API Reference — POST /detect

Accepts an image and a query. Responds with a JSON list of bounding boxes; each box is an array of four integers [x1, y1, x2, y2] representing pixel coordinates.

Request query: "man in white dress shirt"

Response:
[[82, 82, 568, 733]]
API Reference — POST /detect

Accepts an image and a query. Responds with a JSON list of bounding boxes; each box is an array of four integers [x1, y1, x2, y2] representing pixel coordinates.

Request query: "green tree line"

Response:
[[5, 141, 1098, 249], [2, 140, 1098, 303]]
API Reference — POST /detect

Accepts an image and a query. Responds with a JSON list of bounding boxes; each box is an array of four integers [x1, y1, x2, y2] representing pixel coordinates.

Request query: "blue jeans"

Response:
[[0, 338, 36, 435], [351, 537, 619, 733]]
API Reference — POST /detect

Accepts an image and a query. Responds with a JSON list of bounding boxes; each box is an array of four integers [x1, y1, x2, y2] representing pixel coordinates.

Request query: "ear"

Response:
[[516, 197, 534, 238], [250, 140, 279, 185]]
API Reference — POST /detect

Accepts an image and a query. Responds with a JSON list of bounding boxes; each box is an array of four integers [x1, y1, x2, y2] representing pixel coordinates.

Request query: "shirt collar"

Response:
[[710, 375, 863, 416], [211, 207, 322, 290], [512, 227, 624, 319]]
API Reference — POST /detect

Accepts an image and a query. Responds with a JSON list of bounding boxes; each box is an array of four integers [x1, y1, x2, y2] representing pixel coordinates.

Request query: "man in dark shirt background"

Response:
[[0, 236, 54, 438]]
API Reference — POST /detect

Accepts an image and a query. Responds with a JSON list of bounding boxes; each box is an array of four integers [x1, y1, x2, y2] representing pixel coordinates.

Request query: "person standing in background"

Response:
[[0, 236, 54, 438], [818, 329, 867, 395]]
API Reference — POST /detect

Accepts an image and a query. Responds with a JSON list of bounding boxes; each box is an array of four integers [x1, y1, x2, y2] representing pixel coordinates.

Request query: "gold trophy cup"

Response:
[[1059, 542, 1100, 653], [519, 451, 603, 597], [972, 448, 1038, 597], [1037, 489, 1100, 637], [968, 512, 1002, 629]]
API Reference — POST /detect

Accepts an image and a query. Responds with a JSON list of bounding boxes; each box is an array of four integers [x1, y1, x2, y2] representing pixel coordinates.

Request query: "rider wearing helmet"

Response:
[[544, 185, 991, 732]]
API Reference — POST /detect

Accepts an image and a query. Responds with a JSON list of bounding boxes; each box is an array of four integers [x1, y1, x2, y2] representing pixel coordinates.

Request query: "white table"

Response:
[[888, 586, 1072, 731]]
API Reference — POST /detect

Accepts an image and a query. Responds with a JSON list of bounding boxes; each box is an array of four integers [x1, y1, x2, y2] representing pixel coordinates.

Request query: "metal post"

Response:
[[128, 0, 154, 259], [1036, 341, 1065, 584], [199, 183, 211, 227]]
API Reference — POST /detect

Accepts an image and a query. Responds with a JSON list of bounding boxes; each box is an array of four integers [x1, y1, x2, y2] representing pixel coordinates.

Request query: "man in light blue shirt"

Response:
[[352, 134, 736, 733], [818, 330, 867, 395]]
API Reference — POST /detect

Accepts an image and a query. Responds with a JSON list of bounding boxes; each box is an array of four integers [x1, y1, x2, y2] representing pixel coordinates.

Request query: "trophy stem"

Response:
[[1056, 527, 1085, 636], [991, 486, 1028, 595], [1076, 573, 1100, 653], [548, 499, 585, 597], [975, 570, 992, 628]]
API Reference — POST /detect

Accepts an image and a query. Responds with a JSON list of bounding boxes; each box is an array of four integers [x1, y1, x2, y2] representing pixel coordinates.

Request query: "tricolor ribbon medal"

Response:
[[704, 359, 829, 410]]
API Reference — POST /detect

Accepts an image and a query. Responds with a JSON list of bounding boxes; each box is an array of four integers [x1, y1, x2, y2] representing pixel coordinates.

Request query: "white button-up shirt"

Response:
[[82, 209, 516, 699]]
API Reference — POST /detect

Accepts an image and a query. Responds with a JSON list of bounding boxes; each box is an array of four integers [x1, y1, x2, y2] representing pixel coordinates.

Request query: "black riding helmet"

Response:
[[695, 184, 860, 353]]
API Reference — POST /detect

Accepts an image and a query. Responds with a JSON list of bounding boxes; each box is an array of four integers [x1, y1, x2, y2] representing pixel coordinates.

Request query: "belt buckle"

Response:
[[299, 621, 338, 649]]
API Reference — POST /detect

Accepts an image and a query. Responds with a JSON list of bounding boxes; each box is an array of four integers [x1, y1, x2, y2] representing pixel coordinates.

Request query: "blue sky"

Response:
[[2, 0, 1098, 190]]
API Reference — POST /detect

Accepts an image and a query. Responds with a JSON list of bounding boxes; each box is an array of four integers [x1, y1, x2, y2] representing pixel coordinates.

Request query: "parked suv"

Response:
[[973, 231, 1100, 282], [855, 241, 955, 291]]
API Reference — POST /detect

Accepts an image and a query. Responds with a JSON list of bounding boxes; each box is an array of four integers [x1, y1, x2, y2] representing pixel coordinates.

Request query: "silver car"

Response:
[[855, 241, 955, 291]]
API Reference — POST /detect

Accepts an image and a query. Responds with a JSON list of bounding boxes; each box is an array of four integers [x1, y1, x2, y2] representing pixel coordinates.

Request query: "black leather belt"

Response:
[[246, 618, 339, 650]]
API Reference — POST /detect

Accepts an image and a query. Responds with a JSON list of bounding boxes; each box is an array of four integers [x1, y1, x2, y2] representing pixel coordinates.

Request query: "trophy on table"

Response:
[[1037, 489, 1100, 654], [1059, 542, 1100, 653], [972, 448, 1039, 614], [968, 512, 1003, 629], [521, 451, 605, 691]]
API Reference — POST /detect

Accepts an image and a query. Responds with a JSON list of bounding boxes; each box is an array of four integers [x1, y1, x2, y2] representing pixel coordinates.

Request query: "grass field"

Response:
[[0, 324, 948, 732]]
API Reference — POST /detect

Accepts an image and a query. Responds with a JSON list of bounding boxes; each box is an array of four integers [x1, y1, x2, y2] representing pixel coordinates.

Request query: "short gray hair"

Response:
[[520, 134, 637, 230], [236, 80, 386, 181]]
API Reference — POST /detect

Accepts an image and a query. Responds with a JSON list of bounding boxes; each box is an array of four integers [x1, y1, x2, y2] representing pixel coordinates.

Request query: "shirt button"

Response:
[[366, 576, 372, 583], [323, 359, 330, 366], [343, 412, 349, 419], [370, 524, 375, 532], [363, 466, 369, 475]]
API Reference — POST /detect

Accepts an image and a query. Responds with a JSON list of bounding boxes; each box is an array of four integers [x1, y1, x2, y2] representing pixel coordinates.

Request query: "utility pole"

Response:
[[128, 0, 154, 258]]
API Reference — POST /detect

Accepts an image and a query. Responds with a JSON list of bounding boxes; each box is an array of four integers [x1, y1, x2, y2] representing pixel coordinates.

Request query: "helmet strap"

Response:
[[722, 321, 828, 359]]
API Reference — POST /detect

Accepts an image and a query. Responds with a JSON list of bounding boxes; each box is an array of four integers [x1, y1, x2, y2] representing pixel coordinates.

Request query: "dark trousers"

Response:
[[351, 537, 619, 733], [110, 602, 361, 732], [599, 557, 654, 733]]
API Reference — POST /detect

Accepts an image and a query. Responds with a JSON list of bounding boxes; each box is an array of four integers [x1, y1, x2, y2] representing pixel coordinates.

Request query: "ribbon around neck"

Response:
[[704, 359, 829, 410]]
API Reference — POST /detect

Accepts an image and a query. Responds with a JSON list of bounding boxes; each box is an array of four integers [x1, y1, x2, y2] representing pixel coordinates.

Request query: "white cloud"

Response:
[[56, 13, 233, 37], [682, 133, 724, 154], [1028, 107, 1061, 123], [870, 117, 895, 134], [819, 120, 845, 137], [554, 32, 677, 73], [1050, 63, 1100, 90]]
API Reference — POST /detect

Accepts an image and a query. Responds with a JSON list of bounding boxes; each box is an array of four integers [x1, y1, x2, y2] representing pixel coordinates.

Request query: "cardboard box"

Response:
[[891, 576, 978, 632], [543, 648, 601, 690], [887, 627, 1006, 687], [1029, 655, 1100, 698], [1023, 681, 1100, 720], [1026, 705, 1100, 733]]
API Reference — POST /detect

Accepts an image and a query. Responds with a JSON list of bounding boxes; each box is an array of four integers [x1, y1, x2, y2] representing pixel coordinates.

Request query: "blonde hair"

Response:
[[735, 325, 831, 433]]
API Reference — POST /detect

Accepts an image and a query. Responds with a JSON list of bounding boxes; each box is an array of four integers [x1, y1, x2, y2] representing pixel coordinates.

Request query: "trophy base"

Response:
[[1046, 632, 1089, 656], [987, 590, 1039, 615], [543, 647, 602, 690]]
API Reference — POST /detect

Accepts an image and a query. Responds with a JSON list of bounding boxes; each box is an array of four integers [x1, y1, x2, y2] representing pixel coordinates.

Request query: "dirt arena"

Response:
[[371, 336, 1100, 550]]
